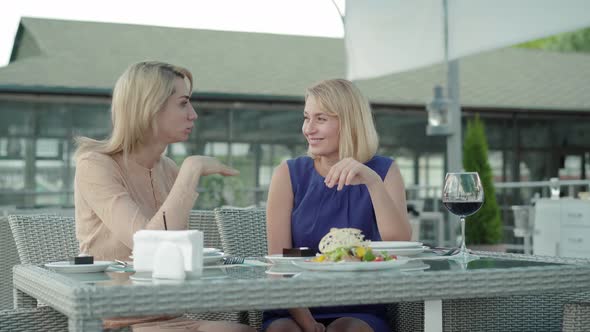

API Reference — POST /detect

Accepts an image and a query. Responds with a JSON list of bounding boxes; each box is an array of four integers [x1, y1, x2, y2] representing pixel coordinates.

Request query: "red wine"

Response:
[[443, 201, 483, 216]]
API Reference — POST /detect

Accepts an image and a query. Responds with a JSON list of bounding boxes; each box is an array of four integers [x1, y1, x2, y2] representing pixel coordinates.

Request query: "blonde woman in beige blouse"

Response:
[[74, 61, 255, 332]]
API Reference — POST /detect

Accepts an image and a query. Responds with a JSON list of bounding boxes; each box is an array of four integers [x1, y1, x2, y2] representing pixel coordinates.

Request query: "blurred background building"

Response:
[[1, 18, 589, 244]]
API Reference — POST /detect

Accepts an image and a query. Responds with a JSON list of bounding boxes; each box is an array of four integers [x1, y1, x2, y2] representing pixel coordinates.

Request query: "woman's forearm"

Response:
[[367, 181, 411, 240]]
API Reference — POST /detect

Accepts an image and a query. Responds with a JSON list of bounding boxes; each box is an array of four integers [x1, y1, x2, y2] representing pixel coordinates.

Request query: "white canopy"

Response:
[[345, 0, 590, 80]]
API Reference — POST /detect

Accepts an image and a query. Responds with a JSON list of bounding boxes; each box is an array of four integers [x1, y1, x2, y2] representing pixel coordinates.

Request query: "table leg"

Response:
[[13, 288, 36, 308], [69, 318, 103, 332], [424, 300, 442, 332]]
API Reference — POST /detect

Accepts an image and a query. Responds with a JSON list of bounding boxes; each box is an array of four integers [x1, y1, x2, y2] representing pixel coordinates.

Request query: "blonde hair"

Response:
[[305, 79, 378, 163], [74, 61, 193, 160]]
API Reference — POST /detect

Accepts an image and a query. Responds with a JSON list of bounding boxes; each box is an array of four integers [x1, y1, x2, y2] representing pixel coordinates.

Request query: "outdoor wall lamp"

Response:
[[426, 85, 452, 136]]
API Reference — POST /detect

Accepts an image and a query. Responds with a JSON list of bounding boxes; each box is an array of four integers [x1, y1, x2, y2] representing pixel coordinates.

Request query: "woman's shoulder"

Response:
[[286, 155, 313, 167], [159, 155, 180, 177], [75, 152, 122, 181], [366, 155, 394, 179], [160, 155, 179, 168], [76, 151, 117, 167], [286, 156, 314, 174], [370, 155, 394, 163]]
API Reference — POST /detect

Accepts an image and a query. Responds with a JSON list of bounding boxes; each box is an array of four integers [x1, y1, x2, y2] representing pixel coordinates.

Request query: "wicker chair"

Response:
[[0, 307, 68, 332], [0, 209, 74, 311], [393, 270, 590, 332], [0, 215, 21, 311], [393, 299, 590, 331], [5, 211, 246, 330], [188, 209, 222, 249], [214, 207, 268, 257], [214, 207, 267, 330], [186, 210, 246, 324], [563, 302, 590, 332]]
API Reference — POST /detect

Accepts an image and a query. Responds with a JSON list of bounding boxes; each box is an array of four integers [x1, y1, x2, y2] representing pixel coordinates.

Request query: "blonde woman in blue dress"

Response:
[[264, 79, 412, 332]]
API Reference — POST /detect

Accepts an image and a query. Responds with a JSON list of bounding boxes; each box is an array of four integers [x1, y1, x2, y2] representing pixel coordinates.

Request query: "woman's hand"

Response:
[[288, 308, 325, 332], [182, 156, 239, 177], [324, 157, 381, 190], [301, 321, 325, 332]]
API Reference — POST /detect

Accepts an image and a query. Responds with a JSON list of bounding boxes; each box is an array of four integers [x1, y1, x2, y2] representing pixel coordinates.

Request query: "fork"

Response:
[[223, 256, 245, 265], [438, 248, 458, 256]]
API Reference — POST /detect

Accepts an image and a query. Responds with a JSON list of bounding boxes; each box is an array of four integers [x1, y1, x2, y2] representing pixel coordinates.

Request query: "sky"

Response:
[[0, 0, 345, 67]]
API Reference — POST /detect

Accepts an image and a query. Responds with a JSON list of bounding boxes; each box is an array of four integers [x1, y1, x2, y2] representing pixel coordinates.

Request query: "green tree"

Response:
[[518, 27, 590, 53], [463, 115, 502, 245]]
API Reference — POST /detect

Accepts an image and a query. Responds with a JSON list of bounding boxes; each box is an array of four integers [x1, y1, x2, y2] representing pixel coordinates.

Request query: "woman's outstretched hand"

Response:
[[324, 157, 380, 191], [183, 156, 239, 177]]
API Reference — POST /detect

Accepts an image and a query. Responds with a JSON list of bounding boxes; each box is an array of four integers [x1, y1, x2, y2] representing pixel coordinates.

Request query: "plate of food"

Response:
[[377, 246, 429, 257], [291, 228, 410, 272], [265, 254, 313, 264], [368, 241, 423, 250], [293, 257, 409, 272]]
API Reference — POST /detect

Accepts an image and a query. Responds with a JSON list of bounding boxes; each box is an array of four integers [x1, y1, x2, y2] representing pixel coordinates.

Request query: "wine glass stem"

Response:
[[459, 216, 467, 256]]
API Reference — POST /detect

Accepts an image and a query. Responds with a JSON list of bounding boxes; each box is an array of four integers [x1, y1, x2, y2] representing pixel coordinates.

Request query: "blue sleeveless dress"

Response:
[[262, 155, 393, 332]]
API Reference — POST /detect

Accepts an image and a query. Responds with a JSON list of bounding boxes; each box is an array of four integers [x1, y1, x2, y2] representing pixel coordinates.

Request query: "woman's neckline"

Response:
[[310, 155, 376, 179]]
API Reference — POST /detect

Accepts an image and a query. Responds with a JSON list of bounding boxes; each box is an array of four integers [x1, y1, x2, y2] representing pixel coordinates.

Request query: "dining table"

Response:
[[12, 251, 590, 332]]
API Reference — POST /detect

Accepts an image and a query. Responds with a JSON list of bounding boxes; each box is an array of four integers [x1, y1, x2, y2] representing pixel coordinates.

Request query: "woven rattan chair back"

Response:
[[188, 210, 221, 249], [0, 307, 68, 332], [6, 211, 244, 328], [0, 210, 73, 311], [8, 214, 79, 265], [214, 207, 267, 257], [214, 207, 266, 329]]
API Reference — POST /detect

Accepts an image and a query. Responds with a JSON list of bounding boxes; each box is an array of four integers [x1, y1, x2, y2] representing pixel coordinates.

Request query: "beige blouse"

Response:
[[74, 152, 199, 261]]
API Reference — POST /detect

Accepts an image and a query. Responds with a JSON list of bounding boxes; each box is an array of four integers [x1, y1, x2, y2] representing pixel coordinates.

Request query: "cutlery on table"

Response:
[[223, 256, 245, 265]]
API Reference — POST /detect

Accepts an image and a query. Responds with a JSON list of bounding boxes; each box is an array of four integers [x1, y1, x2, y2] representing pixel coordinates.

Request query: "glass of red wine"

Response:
[[442, 172, 484, 262]]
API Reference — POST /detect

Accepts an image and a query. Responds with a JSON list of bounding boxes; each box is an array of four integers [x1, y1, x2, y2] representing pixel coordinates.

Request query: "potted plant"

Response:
[[463, 114, 503, 250]]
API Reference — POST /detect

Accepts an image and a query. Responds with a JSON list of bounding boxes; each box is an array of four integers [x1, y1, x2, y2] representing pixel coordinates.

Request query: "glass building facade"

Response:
[[2, 94, 590, 248], [2, 94, 590, 208]]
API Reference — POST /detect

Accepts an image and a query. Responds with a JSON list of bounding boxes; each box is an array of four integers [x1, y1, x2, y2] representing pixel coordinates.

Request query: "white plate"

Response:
[[368, 241, 423, 250], [264, 254, 312, 264], [204, 248, 222, 256], [292, 256, 410, 272], [375, 246, 429, 257], [204, 252, 226, 265], [398, 261, 430, 272], [45, 261, 113, 273], [265, 264, 303, 276]]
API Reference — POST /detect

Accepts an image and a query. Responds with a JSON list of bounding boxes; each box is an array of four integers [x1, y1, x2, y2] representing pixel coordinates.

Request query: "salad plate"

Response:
[[398, 261, 430, 272], [368, 241, 423, 250], [265, 264, 303, 276], [45, 261, 114, 273], [292, 256, 410, 272], [376, 246, 429, 257], [264, 254, 312, 264]]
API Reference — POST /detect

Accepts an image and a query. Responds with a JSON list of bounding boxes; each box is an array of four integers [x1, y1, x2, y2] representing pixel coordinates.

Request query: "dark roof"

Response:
[[1, 17, 589, 111]]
